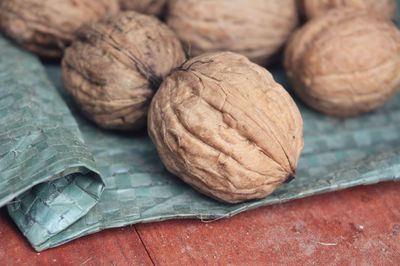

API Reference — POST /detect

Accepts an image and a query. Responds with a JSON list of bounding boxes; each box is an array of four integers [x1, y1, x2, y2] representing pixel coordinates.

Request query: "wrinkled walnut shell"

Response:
[[300, 0, 397, 20], [167, 0, 298, 65], [148, 52, 304, 203], [0, 0, 119, 58], [119, 0, 167, 16], [62, 12, 185, 130], [285, 9, 400, 117]]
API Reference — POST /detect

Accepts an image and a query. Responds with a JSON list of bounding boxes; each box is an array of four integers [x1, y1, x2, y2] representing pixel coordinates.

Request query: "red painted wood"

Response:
[[0, 182, 399, 265], [135, 182, 400, 266], [0, 209, 152, 266]]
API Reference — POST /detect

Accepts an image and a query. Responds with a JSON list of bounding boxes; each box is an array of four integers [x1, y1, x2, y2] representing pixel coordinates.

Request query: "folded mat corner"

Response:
[[0, 36, 104, 250]]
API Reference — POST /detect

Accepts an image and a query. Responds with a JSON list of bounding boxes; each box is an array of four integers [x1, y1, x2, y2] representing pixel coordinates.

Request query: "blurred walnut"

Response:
[[285, 9, 400, 117], [167, 0, 298, 66], [62, 12, 185, 130], [0, 0, 119, 58], [300, 0, 397, 20], [148, 52, 304, 203], [119, 0, 166, 16]]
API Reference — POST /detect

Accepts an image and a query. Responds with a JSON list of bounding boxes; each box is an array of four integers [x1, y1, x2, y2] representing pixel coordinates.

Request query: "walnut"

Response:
[[148, 52, 304, 203], [0, 0, 119, 58], [300, 0, 397, 20], [284, 9, 400, 117], [166, 0, 298, 66], [62, 12, 186, 130], [119, 0, 166, 16]]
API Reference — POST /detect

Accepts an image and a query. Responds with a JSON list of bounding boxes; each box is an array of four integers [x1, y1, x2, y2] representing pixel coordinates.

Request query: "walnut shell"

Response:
[[167, 0, 298, 66], [0, 0, 119, 58], [119, 0, 166, 16], [148, 52, 304, 203], [285, 9, 400, 117], [300, 0, 397, 20], [62, 12, 186, 130]]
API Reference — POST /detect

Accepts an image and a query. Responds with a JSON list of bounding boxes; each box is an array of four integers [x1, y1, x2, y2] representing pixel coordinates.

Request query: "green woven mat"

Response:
[[1, 8, 399, 251]]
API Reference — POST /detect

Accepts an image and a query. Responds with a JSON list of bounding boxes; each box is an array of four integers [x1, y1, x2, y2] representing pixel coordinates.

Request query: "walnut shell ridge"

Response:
[[62, 12, 186, 130], [119, 0, 167, 16], [0, 0, 119, 58], [285, 9, 400, 117], [167, 0, 298, 66], [148, 52, 304, 203], [300, 0, 397, 20]]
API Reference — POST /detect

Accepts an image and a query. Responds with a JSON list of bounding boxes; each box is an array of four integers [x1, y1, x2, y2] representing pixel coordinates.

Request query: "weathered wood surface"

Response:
[[1, 182, 399, 265]]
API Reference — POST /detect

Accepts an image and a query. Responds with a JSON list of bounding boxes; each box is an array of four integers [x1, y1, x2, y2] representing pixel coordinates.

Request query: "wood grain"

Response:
[[135, 182, 400, 265], [0, 209, 153, 266], [1, 182, 399, 265]]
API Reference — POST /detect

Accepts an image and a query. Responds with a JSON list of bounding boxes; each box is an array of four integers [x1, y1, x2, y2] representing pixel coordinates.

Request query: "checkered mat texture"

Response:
[[1, 7, 400, 251]]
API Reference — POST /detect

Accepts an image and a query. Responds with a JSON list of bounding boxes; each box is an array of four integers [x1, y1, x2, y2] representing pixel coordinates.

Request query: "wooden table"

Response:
[[1, 181, 399, 265]]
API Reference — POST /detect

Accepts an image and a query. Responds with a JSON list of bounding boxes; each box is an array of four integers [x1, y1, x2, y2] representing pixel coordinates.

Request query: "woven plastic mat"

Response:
[[1, 9, 399, 251]]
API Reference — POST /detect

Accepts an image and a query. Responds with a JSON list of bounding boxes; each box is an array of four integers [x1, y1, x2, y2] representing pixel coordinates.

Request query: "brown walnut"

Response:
[[0, 0, 119, 58], [167, 0, 298, 66], [148, 52, 304, 203], [62, 12, 186, 130], [300, 0, 397, 20], [119, 0, 167, 16], [285, 9, 400, 117]]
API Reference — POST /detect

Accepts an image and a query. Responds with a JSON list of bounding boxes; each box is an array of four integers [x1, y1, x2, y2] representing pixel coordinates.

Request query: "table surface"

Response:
[[1, 181, 399, 266]]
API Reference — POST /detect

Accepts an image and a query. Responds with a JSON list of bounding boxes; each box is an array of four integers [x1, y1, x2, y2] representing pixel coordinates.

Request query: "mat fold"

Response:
[[0, 37, 104, 250]]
